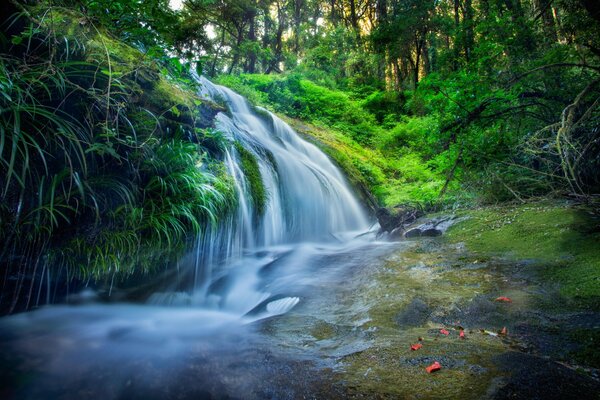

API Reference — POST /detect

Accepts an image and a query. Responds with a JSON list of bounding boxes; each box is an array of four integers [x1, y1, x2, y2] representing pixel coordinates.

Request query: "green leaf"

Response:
[[11, 35, 23, 45]]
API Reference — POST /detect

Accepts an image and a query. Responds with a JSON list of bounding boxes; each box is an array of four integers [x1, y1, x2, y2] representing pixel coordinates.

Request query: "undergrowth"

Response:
[[0, 5, 233, 312], [216, 74, 456, 208]]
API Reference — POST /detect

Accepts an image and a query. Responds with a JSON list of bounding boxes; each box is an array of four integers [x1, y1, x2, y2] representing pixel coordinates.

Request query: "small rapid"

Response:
[[147, 75, 371, 319], [0, 78, 387, 400]]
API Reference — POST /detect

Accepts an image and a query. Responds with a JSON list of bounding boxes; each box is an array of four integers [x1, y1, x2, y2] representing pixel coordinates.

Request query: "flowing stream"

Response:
[[3, 78, 598, 400], [0, 77, 395, 399], [148, 76, 371, 317]]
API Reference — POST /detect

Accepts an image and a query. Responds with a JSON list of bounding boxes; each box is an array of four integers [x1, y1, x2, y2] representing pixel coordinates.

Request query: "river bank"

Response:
[[264, 200, 600, 398]]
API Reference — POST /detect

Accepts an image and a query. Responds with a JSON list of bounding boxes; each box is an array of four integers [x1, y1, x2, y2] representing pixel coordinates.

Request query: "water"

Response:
[[149, 76, 370, 318], [0, 77, 387, 399]]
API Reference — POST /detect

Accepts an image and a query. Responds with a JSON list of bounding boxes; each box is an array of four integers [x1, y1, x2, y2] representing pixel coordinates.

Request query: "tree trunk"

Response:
[[463, 0, 474, 62], [293, 0, 303, 54], [349, 0, 362, 41], [376, 0, 388, 23], [246, 7, 257, 73], [330, 0, 338, 24], [534, 0, 558, 43], [453, 0, 461, 69], [228, 26, 244, 74], [267, 1, 285, 73]]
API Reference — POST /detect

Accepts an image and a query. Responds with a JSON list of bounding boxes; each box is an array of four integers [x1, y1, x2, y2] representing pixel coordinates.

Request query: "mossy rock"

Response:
[[235, 142, 267, 216]]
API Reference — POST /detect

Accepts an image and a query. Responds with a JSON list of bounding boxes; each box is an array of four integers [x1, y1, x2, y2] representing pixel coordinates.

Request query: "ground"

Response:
[[265, 200, 600, 399]]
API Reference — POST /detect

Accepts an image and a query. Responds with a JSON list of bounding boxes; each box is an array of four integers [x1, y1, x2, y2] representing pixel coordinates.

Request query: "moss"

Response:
[[235, 142, 267, 215], [325, 238, 516, 399], [310, 321, 336, 341], [153, 76, 196, 109], [445, 201, 600, 303]]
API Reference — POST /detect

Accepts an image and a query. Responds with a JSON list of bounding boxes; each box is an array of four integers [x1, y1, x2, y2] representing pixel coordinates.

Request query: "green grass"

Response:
[[215, 74, 453, 207], [445, 201, 600, 302]]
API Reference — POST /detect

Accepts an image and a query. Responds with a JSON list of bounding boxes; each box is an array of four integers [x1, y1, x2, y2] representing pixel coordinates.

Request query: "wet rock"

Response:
[[421, 228, 443, 237], [376, 206, 422, 234], [389, 227, 404, 239], [399, 355, 466, 369], [492, 352, 600, 400], [395, 298, 431, 327], [431, 295, 508, 329], [404, 228, 422, 238]]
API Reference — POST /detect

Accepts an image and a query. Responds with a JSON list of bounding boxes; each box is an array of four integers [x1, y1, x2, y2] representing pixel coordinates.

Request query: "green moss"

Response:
[[310, 321, 336, 341], [445, 202, 600, 302], [153, 76, 196, 109], [235, 142, 267, 215]]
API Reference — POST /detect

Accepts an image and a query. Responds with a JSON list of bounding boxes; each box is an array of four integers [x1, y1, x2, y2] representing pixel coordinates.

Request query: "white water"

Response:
[[148, 76, 370, 318], [0, 79, 387, 399]]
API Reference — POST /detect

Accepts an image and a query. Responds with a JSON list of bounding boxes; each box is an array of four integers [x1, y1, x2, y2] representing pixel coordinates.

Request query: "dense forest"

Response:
[[0, 0, 599, 312]]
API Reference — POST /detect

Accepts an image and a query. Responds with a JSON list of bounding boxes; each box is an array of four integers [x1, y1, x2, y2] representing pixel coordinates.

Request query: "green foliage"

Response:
[[0, 5, 234, 307], [234, 142, 267, 216], [217, 73, 382, 145], [218, 73, 470, 208]]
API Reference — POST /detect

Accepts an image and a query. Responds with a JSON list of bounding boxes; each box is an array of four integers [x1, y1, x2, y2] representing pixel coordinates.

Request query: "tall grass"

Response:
[[0, 8, 233, 313]]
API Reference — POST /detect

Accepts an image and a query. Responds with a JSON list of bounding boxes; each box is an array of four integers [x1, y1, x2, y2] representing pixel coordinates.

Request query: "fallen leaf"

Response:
[[411, 343, 423, 351], [440, 329, 450, 335], [426, 361, 442, 373], [495, 296, 512, 303], [500, 327, 508, 335]]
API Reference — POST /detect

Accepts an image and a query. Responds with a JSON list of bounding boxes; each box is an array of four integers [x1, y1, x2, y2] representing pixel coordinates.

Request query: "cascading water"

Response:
[[149, 76, 370, 317], [0, 77, 391, 400]]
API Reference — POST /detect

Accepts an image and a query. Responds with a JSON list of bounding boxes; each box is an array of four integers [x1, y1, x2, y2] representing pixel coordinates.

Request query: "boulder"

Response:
[[395, 298, 431, 327], [376, 206, 423, 234], [404, 228, 422, 238]]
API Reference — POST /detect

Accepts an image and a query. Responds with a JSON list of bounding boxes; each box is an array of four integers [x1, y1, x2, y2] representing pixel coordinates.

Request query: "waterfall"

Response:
[[148, 76, 369, 317]]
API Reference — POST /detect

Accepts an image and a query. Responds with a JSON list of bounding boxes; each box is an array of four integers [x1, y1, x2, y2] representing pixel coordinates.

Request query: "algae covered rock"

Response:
[[394, 297, 432, 327]]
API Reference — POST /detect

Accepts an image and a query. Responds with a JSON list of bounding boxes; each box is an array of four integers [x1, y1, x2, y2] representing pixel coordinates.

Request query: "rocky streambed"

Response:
[[263, 203, 600, 399]]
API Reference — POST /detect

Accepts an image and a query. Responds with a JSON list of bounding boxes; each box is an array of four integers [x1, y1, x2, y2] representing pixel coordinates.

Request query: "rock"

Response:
[[395, 298, 431, 327], [404, 228, 422, 238], [421, 228, 442, 237], [492, 352, 600, 399], [389, 227, 404, 239], [430, 295, 508, 328], [376, 206, 422, 234]]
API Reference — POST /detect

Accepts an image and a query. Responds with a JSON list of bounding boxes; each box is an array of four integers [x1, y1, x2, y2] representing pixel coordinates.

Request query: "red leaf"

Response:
[[411, 343, 423, 351], [440, 329, 450, 335], [426, 361, 442, 373], [495, 296, 512, 303], [459, 330, 465, 339]]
